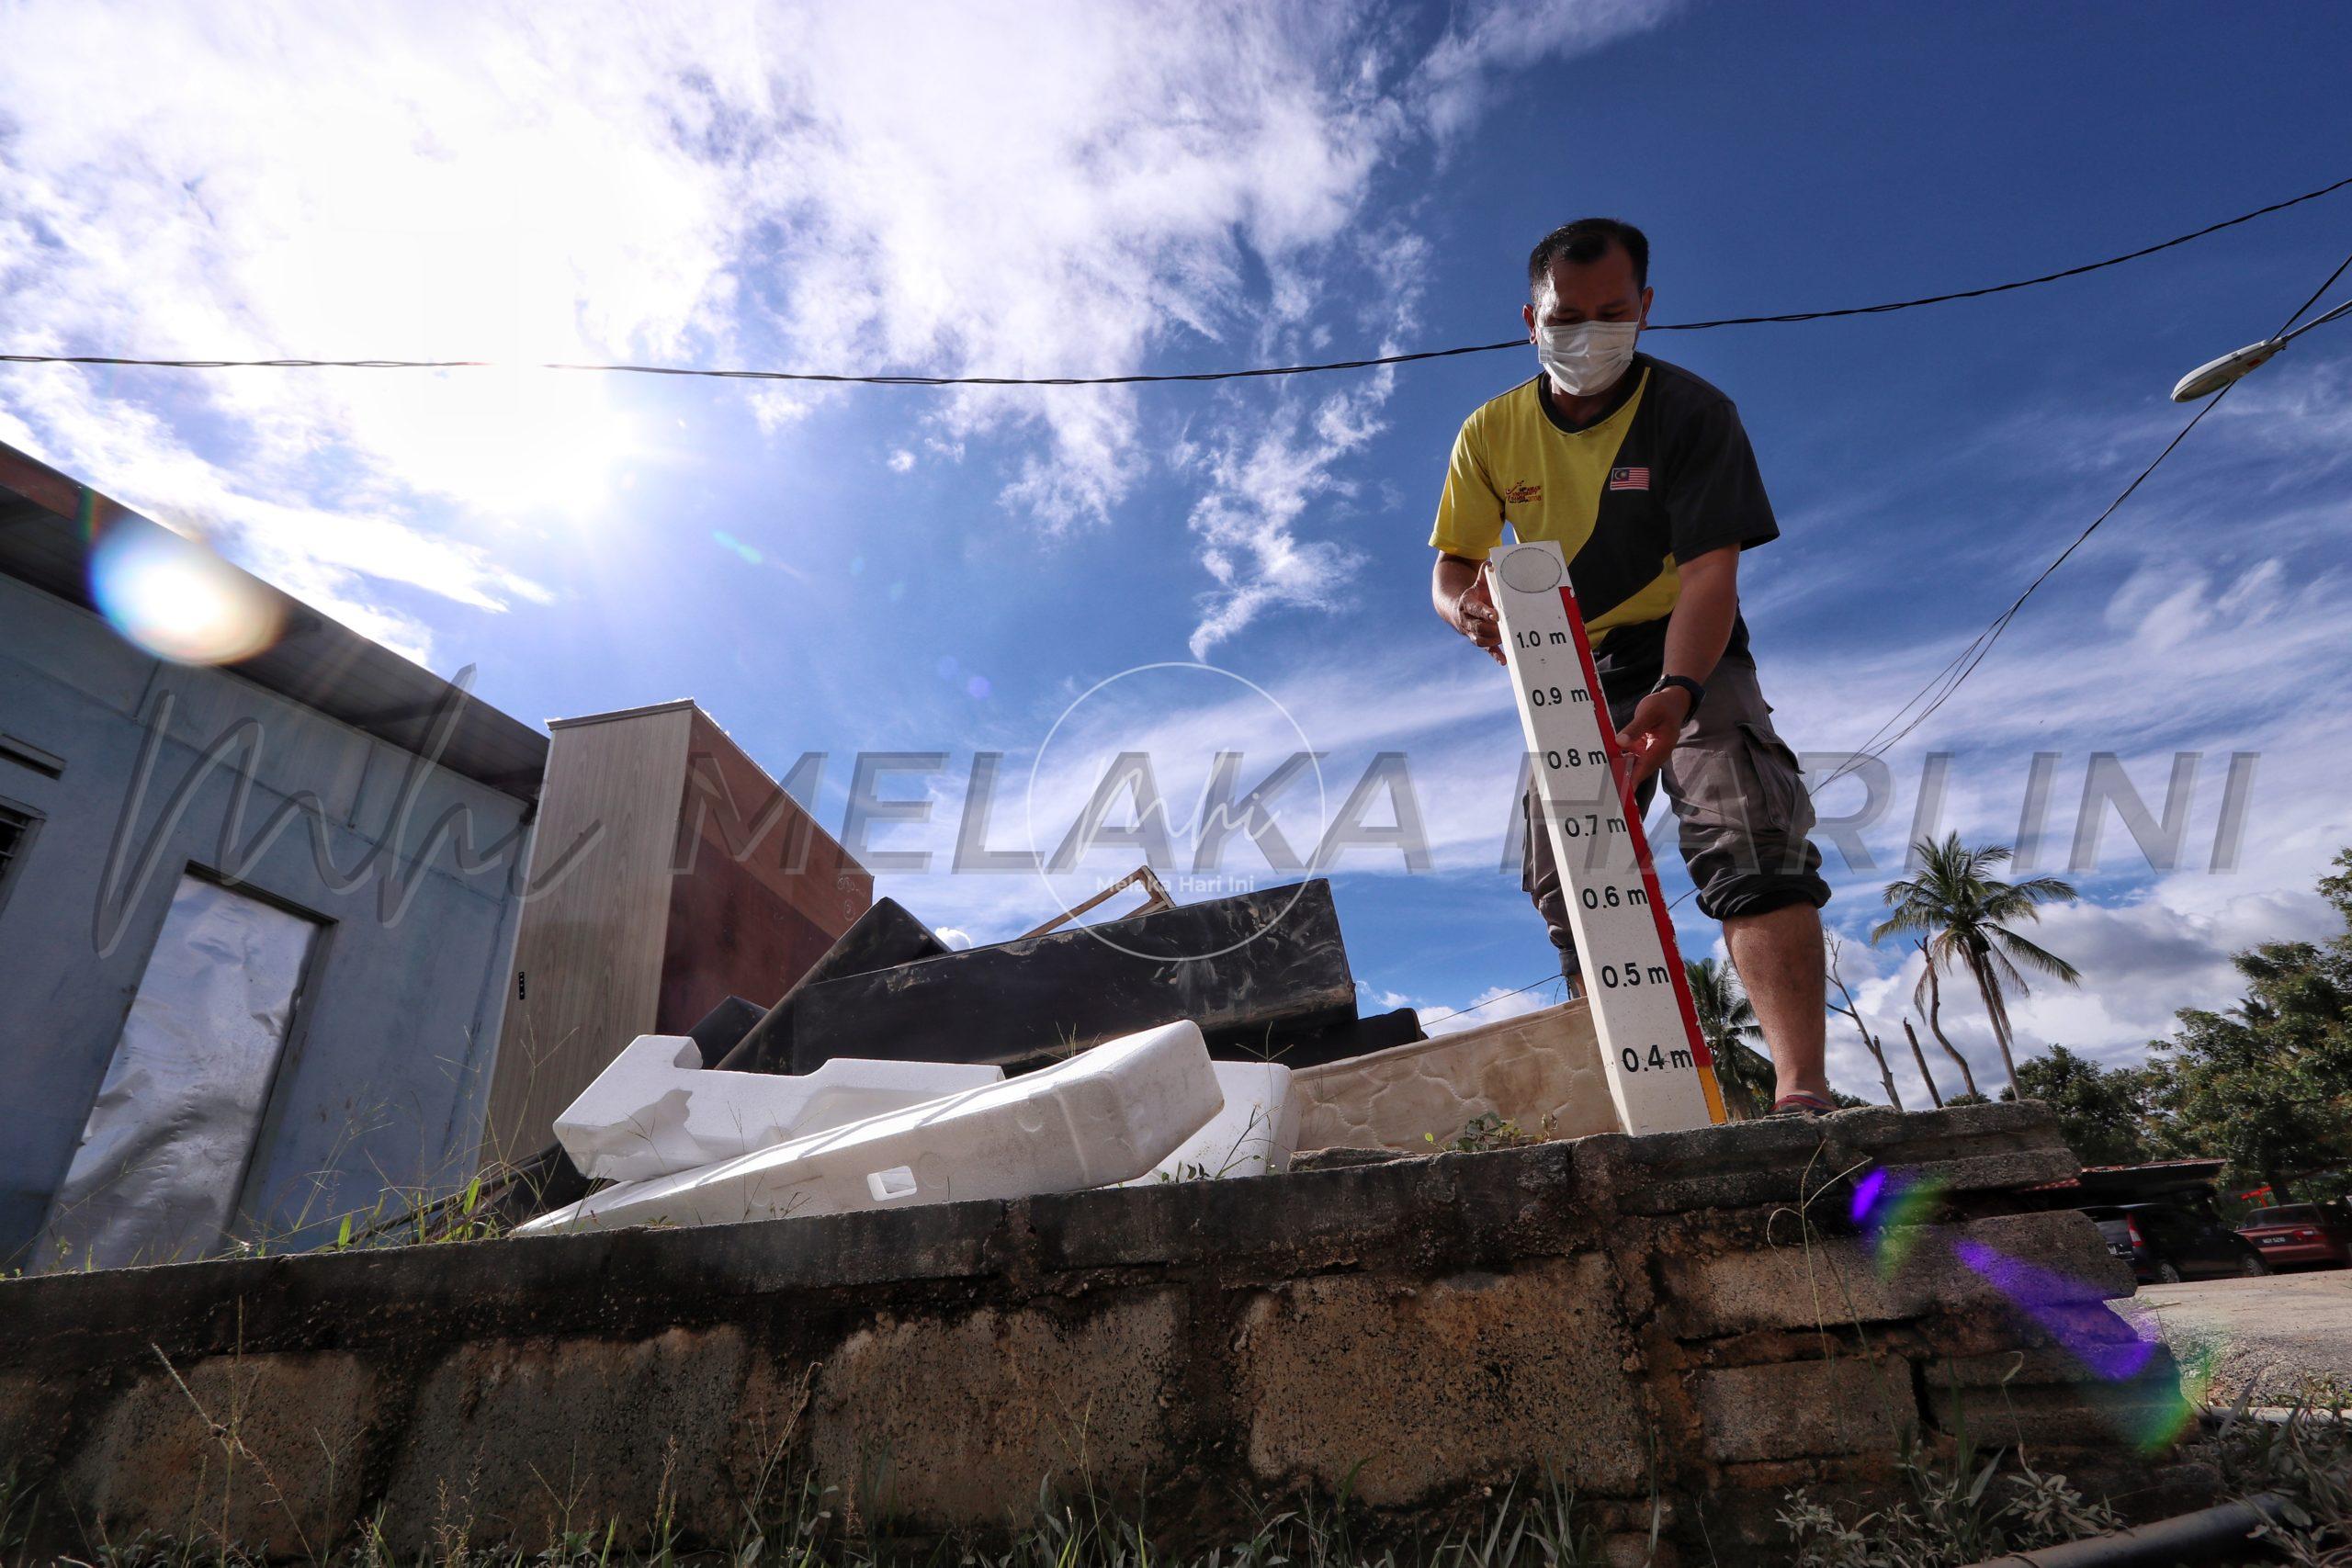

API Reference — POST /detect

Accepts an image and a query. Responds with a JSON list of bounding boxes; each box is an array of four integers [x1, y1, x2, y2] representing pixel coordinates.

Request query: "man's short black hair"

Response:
[[1528, 218, 1649, 293]]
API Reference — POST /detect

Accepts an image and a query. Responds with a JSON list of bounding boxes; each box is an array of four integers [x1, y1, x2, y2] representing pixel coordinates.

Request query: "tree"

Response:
[[2010, 1045, 2152, 1167], [1872, 834, 2081, 1100], [1825, 937, 1904, 1110], [1899, 1018, 1945, 1108], [2136, 850, 2352, 1202], [1916, 942, 1983, 1100], [2150, 936, 2352, 1204], [1686, 956, 1774, 1119]]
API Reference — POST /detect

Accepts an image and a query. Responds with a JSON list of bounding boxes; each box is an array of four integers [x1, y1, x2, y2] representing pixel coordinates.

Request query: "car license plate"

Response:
[[2258, 1236, 2285, 1245]]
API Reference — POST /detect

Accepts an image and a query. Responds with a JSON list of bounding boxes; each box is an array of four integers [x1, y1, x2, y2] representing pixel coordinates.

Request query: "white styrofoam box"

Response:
[[553, 1035, 1005, 1183], [1125, 1060, 1298, 1184], [515, 1020, 1224, 1235]]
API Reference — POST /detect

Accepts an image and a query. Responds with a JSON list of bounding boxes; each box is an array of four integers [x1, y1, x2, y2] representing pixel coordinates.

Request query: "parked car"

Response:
[[2236, 1201, 2352, 1269], [2084, 1201, 2268, 1283]]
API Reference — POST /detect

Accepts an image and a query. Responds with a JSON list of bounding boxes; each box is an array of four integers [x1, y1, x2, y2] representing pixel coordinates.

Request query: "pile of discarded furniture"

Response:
[[510, 878, 1579, 1235]]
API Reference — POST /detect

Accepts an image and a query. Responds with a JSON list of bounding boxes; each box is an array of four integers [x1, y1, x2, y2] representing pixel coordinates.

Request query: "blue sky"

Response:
[[5, 0, 2350, 1100]]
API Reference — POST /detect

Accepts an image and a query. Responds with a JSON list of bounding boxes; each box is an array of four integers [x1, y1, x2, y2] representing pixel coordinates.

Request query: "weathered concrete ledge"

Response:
[[0, 1104, 2204, 1562]]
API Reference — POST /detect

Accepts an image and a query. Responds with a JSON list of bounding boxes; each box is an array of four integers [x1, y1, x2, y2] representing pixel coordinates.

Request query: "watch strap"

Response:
[[1651, 674, 1706, 715]]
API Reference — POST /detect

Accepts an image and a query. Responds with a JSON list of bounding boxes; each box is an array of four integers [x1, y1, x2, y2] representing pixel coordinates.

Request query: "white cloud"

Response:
[[1423, 978, 1568, 1036], [0, 0, 1675, 664], [0, 1, 746, 659], [1749, 358, 2352, 1097], [1416, 0, 1685, 141], [1182, 369, 1387, 659]]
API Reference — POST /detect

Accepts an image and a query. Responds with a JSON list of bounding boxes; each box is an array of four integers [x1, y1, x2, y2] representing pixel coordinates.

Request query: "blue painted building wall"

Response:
[[0, 574, 536, 1267]]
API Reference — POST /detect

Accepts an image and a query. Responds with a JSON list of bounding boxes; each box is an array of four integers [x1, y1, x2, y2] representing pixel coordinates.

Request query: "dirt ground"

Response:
[[2115, 1266, 2352, 1405]]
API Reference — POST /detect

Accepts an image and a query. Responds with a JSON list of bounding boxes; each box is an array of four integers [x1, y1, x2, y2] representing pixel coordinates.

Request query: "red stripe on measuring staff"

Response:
[[1553, 583, 1713, 1070]]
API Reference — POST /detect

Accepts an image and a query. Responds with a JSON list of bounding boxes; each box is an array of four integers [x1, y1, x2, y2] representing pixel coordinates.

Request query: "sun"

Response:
[[357, 367, 642, 521]]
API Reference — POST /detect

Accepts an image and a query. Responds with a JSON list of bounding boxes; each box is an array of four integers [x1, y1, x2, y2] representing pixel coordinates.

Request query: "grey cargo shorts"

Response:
[[1521, 656, 1829, 973]]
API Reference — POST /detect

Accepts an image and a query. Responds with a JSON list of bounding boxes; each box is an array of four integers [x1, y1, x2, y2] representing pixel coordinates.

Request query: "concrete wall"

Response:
[[1293, 998, 1618, 1150], [0, 1104, 2208, 1562], [0, 576, 534, 1268]]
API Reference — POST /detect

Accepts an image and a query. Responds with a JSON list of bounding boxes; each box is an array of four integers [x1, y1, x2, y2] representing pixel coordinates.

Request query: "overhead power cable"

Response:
[[1418, 973, 1566, 1027], [4, 173, 2347, 387], [1815, 241, 2352, 791], [2277, 246, 2352, 335]]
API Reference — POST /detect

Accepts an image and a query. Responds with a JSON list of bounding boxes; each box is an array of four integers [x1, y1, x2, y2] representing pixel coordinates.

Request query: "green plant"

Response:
[[1425, 1111, 1545, 1154], [0, 1464, 39, 1566], [1780, 1444, 2120, 1568], [2007, 1046, 2154, 1166], [2204, 1386, 2352, 1566], [1871, 834, 2080, 1100], [1155, 1106, 1278, 1182], [7, 1457, 1624, 1568], [2144, 854, 2352, 1204]]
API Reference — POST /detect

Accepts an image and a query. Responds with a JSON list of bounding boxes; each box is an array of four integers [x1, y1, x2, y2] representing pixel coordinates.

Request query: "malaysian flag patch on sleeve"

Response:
[[1609, 466, 1650, 491]]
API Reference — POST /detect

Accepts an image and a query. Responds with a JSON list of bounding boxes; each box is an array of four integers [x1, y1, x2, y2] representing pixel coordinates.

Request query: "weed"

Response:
[[1780, 1443, 2119, 1568], [7, 1463, 1620, 1568], [1424, 1113, 1548, 1155], [2203, 1385, 2352, 1566]]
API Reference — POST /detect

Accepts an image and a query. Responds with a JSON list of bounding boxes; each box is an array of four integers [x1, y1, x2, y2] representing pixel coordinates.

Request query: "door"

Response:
[[2155, 1206, 2233, 1276], [2137, 1207, 2199, 1275], [36, 873, 321, 1270]]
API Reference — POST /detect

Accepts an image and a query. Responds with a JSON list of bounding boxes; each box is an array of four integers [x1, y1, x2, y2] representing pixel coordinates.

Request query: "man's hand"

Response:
[[1434, 555, 1505, 665], [1613, 546, 1739, 788], [1615, 684, 1693, 788]]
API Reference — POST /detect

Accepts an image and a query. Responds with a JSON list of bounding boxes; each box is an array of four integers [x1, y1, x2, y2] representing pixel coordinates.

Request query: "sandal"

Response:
[[1769, 1091, 1839, 1118]]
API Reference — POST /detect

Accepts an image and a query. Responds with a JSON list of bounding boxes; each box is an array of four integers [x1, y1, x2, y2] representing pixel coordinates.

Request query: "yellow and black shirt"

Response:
[[1430, 354, 1779, 702]]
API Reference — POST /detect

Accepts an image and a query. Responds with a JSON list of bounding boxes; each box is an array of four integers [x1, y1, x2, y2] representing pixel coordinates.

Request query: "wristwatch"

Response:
[[1648, 674, 1706, 716]]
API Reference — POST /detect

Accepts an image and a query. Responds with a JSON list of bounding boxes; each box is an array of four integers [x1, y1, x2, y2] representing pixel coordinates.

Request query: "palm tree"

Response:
[[1871, 833, 2081, 1100], [1686, 956, 1774, 1119]]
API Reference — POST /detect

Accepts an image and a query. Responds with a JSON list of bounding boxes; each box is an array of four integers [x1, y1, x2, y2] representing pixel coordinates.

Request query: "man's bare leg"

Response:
[[1723, 902, 1831, 1103]]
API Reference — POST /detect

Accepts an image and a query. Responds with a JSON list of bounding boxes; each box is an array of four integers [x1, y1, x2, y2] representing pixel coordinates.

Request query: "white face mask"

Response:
[[1535, 319, 1641, 397]]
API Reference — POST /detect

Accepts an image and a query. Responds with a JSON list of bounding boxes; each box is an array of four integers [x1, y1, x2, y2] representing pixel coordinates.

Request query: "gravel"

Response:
[[2114, 1267, 2352, 1405]]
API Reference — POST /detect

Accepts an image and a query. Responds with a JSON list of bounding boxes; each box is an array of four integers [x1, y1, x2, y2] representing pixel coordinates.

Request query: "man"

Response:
[[1430, 217, 1836, 1113]]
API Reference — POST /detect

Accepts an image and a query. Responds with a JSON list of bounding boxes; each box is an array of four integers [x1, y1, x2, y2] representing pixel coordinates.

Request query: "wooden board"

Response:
[[481, 703, 695, 1167], [479, 702, 875, 1164]]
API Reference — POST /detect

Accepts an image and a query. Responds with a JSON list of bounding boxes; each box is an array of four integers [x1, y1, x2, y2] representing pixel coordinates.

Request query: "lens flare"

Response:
[[88, 523, 283, 665], [2123, 1337, 2217, 1455], [712, 530, 763, 565], [1848, 1164, 2218, 1456], [1849, 1168, 1888, 1226], [1851, 1167, 1950, 1280], [1953, 1239, 2157, 1381], [1955, 1235, 2213, 1454]]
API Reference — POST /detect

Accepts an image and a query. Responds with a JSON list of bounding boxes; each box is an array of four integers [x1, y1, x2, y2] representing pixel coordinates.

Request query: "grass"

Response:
[[2203, 1379, 2352, 1567], [3, 1465, 1617, 1568], [1777, 1441, 2120, 1568]]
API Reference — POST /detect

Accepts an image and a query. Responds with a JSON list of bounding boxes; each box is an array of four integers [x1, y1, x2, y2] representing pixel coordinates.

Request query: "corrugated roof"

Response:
[[0, 440, 548, 802]]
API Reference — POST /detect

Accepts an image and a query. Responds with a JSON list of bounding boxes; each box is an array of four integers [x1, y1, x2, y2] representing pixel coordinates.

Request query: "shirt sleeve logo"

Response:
[[1608, 466, 1650, 491], [1502, 481, 1543, 504]]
